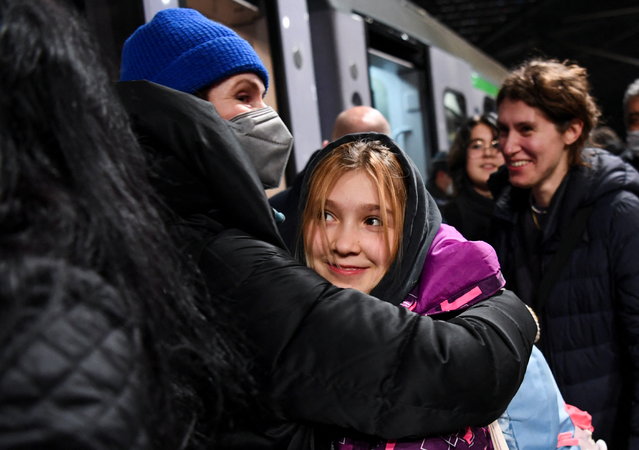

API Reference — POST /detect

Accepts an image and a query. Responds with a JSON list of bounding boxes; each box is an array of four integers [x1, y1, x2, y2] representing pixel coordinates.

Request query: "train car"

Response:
[[87, 0, 507, 185], [306, 0, 506, 179]]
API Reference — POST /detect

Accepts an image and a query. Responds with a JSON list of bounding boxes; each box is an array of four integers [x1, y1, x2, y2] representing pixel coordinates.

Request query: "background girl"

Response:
[[441, 114, 505, 241]]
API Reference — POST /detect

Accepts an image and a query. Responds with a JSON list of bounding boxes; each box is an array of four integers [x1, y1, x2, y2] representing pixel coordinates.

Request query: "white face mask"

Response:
[[627, 130, 639, 154], [229, 106, 294, 189]]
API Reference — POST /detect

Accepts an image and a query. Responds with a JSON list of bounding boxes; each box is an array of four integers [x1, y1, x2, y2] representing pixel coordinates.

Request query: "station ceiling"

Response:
[[413, 0, 639, 136]]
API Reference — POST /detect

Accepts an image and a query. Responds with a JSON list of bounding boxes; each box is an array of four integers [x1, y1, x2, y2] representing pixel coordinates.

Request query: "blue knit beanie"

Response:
[[120, 8, 268, 94]]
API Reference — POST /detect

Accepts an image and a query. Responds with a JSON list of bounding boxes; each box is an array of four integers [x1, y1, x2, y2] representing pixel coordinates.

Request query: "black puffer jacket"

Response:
[[490, 149, 639, 449], [0, 257, 149, 449], [118, 80, 536, 449]]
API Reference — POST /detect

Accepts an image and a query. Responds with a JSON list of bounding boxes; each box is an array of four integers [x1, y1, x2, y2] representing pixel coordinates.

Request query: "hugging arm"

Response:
[[200, 228, 536, 438]]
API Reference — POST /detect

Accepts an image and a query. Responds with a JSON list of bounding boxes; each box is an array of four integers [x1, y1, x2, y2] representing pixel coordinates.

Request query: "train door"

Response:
[[368, 50, 429, 177], [309, 4, 434, 181], [429, 46, 476, 154], [366, 22, 434, 180]]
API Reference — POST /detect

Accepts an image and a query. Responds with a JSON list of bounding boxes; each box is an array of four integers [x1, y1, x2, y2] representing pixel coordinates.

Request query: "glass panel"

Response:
[[483, 96, 496, 114], [369, 49, 430, 179], [444, 89, 467, 146]]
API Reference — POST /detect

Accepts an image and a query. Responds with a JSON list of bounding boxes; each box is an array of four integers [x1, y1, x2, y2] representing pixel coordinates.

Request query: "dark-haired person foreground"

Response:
[[0, 1, 250, 449], [117, 8, 536, 449], [490, 58, 639, 448]]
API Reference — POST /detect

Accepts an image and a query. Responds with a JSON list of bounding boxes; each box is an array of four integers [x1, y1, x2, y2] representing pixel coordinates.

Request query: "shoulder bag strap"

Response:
[[488, 421, 509, 450]]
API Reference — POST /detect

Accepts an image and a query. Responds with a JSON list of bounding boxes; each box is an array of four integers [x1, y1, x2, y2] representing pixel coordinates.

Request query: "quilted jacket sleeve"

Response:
[[200, 229, 536, 439], [609, 192, 639, 447], [0, 259, 150, 450]]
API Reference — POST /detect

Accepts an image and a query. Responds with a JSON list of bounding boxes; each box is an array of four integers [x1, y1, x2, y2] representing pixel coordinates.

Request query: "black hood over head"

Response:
[[295, 132, 441, 305], [116, 80, 284, 248]]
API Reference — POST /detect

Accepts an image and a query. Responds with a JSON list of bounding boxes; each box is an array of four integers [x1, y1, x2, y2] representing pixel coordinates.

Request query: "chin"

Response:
[[508, 173, 532, 189], [509, 178, 534, 189]]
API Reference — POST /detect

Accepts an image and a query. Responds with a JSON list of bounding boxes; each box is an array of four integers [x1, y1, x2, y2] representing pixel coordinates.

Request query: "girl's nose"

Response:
[[330, 224, 361, 256]]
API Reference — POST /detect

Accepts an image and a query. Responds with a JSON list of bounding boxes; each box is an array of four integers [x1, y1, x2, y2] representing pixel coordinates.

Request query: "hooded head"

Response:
[[120, 8, 268, 94], [296, 133, 441, 304]]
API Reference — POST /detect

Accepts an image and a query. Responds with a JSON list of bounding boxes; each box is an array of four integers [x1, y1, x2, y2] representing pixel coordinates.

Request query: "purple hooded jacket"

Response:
[[402, 224, 505, 316], [337, 224, 506, 450]]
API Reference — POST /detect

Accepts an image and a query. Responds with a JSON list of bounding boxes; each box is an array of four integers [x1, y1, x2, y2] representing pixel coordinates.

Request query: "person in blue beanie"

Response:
[[120, 8, 292, 192], [116, 8, 537, 449], [120, 8, 269, 95]]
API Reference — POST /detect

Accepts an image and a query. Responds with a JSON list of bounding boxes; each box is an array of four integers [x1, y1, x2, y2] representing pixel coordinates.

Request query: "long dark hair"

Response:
[[447, 114, 499, 196], [0, 0, 250, 447]]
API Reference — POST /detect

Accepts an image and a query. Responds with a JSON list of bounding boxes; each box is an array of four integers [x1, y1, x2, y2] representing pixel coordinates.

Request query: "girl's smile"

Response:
[[308, 169, 395, 294]]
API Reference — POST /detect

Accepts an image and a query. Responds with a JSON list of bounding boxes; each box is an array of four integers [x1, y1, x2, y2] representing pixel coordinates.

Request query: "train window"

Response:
[[444, 89, 466, 145], [483, 96, 497, 114], [369, 49, 429, 178]]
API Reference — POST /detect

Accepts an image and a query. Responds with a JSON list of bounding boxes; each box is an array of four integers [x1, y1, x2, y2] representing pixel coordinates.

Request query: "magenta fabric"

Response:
[[337, 224, 504, 450], [402, 224, 505, 315], [336, 427, 492, 449]]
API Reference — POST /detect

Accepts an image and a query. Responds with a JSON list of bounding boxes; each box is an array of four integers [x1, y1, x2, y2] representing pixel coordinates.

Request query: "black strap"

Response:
[[535, 205, 594, 312]]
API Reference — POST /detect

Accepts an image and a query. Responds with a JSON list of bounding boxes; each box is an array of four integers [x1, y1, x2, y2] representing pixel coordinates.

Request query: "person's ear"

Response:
[[563, 119, 584, 146]]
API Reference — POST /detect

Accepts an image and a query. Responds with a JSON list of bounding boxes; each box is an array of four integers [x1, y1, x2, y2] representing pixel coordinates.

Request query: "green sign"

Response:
[[471, 72, 499, 97]]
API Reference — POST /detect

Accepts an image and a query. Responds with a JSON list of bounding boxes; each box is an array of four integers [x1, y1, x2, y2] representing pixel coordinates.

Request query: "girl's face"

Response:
[[307, 169, 396, 294], [497, 98, 582, 206], [465, 122, 504, 194]]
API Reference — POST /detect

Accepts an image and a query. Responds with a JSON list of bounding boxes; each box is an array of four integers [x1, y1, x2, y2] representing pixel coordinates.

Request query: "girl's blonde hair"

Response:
[[301, 140, 407, 270]]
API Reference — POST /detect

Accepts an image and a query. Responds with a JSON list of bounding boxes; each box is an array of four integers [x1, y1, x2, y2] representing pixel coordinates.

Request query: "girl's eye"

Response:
[[322, 211, 336, 222], [365, 217, 382, 227]]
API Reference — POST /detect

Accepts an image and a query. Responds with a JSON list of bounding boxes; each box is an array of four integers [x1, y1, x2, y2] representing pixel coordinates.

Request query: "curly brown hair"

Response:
[[497, 59, 601, 166]]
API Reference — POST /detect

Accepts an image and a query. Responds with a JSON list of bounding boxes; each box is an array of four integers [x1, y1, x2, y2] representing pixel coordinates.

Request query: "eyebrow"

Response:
[[325, 199, 392, 215], [230, 77, 266, 97], [497, 120, 534, 129]]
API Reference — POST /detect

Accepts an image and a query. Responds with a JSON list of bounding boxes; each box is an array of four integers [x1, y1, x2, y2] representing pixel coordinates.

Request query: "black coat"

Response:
[[0, 257, 149, 449], [490, 149, 639, 449], [440, 178, 496, 242], [118, 81, 536, 450]]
